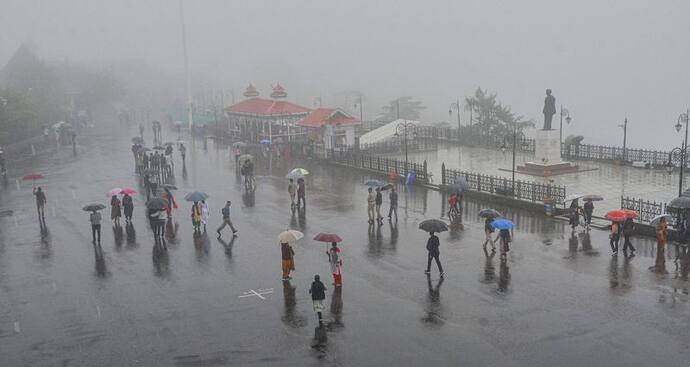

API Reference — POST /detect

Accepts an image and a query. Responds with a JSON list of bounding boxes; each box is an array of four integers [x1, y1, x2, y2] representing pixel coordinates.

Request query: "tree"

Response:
[[464, 88, 532, 137], [379, 96, 426, 122], [0, 87, 40, 144]]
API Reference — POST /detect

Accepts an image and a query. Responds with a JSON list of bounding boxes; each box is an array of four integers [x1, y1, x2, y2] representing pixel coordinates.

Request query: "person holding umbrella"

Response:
[[425, 232, 444, 276], [122, 193, 134, 222], [484, 217, 496, 250], [191, 201, 202, 233], [200, 200, 210, 232], [327, 242, 343, 286], [281, 241, 296, 280], [375, 187, 383, 222], [163, 188, 178, 218], [287, 178, 297, 208], [179, 143, 186, 164], [297, 177, 306, 208], [583, 200, 594, 229], [367, 187, 376, 224], [622, 217, 636, 255], [110, 195, 122, 227], [33, 186, 47, 221], [90, 209, 102, 244]]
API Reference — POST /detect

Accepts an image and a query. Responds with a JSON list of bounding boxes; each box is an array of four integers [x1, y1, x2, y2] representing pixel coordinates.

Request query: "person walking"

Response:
[[610, 221, 621, 255], [287, 179, 297, 208], [568, 200, 580, 232], [483, 217, 496, 250], [281, 241, 296, 280], [200, 200, 210, 232], [122, 193, 134, 222], [622, 217, 636, 255], [110, 195, 122, 227], [165, 144, 174, 168], [498, 228, 512, 258], [154, 209, 167, 244], [191, 201, 201, 233], [583, 200, 594, 229], [33, 187, 47, 221], [297, 177, 306, 208], [367, 187, 376, 224], [425, 232, 444, 276], [216, 201, 238, 237], [375, 187, 383, 222], [179, 143, 186, 164], [327, 242, 343, 286], [309, 274, 327, 326], [388, 186, 398, 221], [89, 210, 102, 243], [163, 188, 177, 218], [656, 217, 668, 250]]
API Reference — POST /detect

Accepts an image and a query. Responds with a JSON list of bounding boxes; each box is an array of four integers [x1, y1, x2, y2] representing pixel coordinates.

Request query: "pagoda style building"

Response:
[[225, 83, 311, 143]]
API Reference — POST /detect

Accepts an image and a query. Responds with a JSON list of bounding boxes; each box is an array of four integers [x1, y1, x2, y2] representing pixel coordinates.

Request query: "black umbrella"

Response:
[[146, 197, 168, 210], [159, 184, 177, 190], [152, 146, 166, 150], [581, 194, 604, 202], [451, 176, 470, 192], [82, 203, 106, 211], [137, 147, 151, 153], [418, 219, 449, 233], [668, 196, 690, 209], [478, 208, 502, 218], [380, 183, 394, 191]]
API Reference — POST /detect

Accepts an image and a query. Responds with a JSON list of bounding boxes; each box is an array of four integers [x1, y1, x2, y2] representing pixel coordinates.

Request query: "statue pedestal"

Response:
[[518, 129, 578, 177]]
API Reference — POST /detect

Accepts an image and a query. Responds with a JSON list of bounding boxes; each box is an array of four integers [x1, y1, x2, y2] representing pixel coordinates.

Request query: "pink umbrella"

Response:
[[120, 188, 137, 195], [107, 188, 122, 197]]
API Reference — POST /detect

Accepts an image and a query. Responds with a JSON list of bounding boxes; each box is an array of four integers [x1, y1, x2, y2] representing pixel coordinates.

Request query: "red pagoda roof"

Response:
[[297, 108, 359, 128], [225, 97, 311, 116], [270, 83, 287, 99], [243, 83, 259, 98]]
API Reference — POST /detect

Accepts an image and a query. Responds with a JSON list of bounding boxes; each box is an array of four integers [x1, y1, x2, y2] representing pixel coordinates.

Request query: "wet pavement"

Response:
[[0, 121, 689, 366], [387, 143, 683, 214]]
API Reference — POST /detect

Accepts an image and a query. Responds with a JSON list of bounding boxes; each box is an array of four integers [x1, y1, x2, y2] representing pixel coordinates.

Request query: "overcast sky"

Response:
[[1, 0, 689, 148]]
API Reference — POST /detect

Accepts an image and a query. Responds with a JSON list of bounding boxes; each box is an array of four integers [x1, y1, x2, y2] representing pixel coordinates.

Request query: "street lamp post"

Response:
[[559, 105, 571, 147], [354, 94, 364, 125], [395, 121, 417, 177], [618, 118, 628, 161], [449, 98, 461, 131], [669, 110, 690, 196], [501, 123, 529, 195]]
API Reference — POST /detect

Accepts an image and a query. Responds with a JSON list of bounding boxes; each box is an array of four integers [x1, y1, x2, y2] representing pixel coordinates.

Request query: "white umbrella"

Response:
[[278, 230, 304, 243], [563, 194, 584, 204], [286, 168, 309, 179], [650, 214, 673, 226]]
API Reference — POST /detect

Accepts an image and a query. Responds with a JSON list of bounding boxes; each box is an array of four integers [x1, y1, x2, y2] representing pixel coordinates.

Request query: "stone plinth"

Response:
[[518, 129, 579, 177]]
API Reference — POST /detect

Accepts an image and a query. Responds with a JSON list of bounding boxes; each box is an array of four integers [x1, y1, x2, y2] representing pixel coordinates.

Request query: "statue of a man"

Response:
[[542, 89, 556, 130]]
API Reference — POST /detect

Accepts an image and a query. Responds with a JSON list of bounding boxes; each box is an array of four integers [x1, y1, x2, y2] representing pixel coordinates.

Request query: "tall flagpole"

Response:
[[179, 0, 193, 132]]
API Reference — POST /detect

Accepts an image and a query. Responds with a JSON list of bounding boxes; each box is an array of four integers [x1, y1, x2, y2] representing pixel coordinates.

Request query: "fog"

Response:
[[2, 0, 689, 148]]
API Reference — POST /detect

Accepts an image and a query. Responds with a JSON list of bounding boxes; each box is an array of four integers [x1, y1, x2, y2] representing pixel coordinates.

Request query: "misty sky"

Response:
[[1, 0, 689, 149]]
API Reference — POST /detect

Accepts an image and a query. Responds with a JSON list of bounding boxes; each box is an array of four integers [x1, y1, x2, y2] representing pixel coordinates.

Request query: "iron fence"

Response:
[[415, 126, 536, 152], [328, 150, 428, 183], [564, 144, 676, 167], [620, 196, 676, 226], [354, 139, 438, 154], [441, 163, 566, 204]]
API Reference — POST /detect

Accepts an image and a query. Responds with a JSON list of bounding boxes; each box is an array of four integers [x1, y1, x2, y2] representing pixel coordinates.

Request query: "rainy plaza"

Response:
[[2, 3, 690, 366]]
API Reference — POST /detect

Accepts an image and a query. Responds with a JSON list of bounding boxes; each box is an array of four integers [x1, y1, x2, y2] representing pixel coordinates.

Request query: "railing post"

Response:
[[441, 163, 446, 185]]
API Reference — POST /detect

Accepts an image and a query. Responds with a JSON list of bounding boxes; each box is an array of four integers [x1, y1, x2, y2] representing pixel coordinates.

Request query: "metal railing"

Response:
[[441, 163, 566, 204], [620, 196, 676, 225], [328, 150, 428, 183]]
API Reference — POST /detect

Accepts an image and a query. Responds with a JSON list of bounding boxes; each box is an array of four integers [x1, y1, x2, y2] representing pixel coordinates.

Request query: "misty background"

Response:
[[1, 0, 689, 148]]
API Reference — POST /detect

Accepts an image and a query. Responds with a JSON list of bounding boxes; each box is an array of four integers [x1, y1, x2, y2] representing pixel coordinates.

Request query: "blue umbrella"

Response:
[[184, 191, 209, 202], [491, 219, 514, 230], [364, 179, 385, 187], [259, 139, 271, 144]]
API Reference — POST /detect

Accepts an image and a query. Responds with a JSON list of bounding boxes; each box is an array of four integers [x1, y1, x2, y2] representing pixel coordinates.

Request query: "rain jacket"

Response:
[[426, 235, 440, 255], [310, 280, 326, 300]]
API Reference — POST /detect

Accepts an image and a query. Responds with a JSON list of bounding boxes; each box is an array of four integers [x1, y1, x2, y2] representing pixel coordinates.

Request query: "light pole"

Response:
[[618, 118, 628, 161], [448, 98, 461, 131], [500, 123, 528, 195], [394, 121, 417, 176], [354, 94, 364, 125], [667, 110, 690, 196], [559, 105, 571, 147]]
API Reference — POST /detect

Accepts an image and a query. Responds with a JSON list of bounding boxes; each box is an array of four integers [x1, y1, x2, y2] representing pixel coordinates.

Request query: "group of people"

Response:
[[568, 199, 595, 232], [609, 217, 637, 256], [482, 217, 513, 257], [366, 186, 398, 224]]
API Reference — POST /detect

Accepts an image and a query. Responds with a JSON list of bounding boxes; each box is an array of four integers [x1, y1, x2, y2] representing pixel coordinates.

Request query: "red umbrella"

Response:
[[120, 188, 137, 195], [606, 209, 638, 222], [622, 209, 639, 219], [22, 174, 45, 181], [313, 233, 342, 243]]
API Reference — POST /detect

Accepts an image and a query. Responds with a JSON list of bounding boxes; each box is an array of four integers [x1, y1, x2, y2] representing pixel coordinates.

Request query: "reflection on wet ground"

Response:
[[0, 122, 688, 366]]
